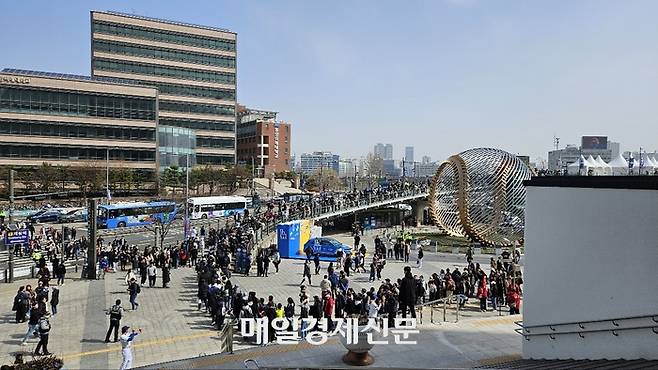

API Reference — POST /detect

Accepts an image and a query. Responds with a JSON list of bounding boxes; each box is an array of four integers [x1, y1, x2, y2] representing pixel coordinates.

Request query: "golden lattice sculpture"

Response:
[[429, 148, 532, 247]]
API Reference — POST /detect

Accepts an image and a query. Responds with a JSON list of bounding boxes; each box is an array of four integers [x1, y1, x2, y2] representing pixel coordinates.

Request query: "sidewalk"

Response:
[[0, 266, 237, 369]]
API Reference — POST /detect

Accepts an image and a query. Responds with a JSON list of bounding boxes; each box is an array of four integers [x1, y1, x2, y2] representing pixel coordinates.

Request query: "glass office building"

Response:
[[91, 11, 237, 167], [0, 69, 158, 172]]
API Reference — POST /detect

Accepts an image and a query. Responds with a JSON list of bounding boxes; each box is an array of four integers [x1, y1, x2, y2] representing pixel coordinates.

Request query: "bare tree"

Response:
[[364, 153, 384, 178], [143, 215, 177, 250]]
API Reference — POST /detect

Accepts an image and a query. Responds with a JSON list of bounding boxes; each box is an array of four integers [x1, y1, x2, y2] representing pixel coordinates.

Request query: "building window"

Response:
[[93, 59, 235, 84], [93, 20, 236, 52], [94, 40, 236, 68]]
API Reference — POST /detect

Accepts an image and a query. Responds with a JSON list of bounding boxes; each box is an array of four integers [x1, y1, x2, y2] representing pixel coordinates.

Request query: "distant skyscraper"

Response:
[[373, 143, 393, 160], [373, 143, 385, 159], [421, 155, 431, 164], [384, 144, 393, 160], [405, 146, 414, 162]]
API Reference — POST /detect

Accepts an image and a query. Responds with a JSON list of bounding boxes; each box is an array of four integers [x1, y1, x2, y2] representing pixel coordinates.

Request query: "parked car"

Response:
[[303, 237, 352, 258], [58, 208, 87, 223], [27, 208, 66, 223]]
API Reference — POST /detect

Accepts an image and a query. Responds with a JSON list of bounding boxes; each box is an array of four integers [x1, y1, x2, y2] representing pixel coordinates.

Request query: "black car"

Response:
[[28, 209, 66, 223]]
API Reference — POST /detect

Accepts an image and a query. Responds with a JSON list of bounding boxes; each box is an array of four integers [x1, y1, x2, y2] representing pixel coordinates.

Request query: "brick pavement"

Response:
[[0, 230, 516, 369]]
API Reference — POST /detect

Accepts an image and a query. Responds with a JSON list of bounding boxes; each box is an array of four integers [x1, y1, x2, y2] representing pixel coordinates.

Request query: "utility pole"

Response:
[[185, 154, 190, 239], [86, 199, 98, 280], [402, 158, 406, 179], [7, 169, 15, 282], [106, 148, 110, 203]]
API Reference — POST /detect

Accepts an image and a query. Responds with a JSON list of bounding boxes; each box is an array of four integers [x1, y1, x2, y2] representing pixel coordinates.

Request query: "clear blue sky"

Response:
[[2, 0, 658, 165]]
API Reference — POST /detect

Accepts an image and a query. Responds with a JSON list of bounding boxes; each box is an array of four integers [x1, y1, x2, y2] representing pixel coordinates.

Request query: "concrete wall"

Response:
[[523, 186, 658, 360]]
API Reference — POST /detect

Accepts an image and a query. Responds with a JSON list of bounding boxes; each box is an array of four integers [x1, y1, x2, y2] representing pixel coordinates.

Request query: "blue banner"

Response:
[[4, 229, 29, 245]]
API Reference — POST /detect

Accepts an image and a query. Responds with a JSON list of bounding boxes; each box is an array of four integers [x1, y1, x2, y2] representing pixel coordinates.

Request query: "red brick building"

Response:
[[236, 105, 291, 177]]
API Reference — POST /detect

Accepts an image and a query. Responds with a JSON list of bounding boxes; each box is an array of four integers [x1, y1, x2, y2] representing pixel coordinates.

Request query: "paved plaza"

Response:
[[0, 230, 522, 369]]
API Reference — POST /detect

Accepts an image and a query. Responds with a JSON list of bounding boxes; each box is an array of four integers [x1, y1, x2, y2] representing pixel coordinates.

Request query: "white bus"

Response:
[[188, 196, 247, 220]]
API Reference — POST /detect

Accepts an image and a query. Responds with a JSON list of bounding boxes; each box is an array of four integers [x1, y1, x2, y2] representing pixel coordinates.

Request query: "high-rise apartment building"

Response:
[[300, 152, 339, 175], [373, 143, 393, 160], [90, 11, 237, 169]]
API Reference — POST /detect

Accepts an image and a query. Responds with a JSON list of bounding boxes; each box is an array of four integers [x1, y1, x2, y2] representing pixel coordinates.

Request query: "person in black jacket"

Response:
[[105, 299, 123, 343], [398, 266, 417, 323]]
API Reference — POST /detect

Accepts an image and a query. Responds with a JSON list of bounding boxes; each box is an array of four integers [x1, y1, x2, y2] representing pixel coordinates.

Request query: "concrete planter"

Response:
[[452, 246, 460, 254], [340, 323, 378, 366], [495, 247, 502, 256], [474, 247, 481, 255]]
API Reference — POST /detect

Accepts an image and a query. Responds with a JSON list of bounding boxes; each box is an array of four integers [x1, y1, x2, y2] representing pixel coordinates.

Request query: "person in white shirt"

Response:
[[119, 325, 141, 370], [146, 263, 157, 288], [367, 298, 381, 318]]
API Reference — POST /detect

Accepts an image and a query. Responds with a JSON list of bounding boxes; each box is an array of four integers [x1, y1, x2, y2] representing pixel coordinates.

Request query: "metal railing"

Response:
[[414, 295, 461, 324], [515, 314, 658, 340]]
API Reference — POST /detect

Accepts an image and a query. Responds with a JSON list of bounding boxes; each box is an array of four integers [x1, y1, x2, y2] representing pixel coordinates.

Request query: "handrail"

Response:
[[516, 325, 658, 340], [518, 313, 658, 333]]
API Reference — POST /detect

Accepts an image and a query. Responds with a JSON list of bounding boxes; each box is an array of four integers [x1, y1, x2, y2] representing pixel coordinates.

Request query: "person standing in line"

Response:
[[263, 252, 270, 277], [162, 264, 171, 288], [147, 262, 157, 288], [119, 326, 141, 370], [50, 287, 59, 316], [300, 260, 312, 286], [105, 299, 123, 343], [34, 313, 51, 356], [56, 262, 66, 286], [128, 278, 140, 310], [398, 266, 417, 323]]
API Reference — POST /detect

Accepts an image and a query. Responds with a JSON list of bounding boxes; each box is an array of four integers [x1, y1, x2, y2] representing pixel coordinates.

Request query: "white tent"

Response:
[[595, 155, 612, 175], [639, 155, 656, 175], [567, 155, 589, 175], [586, 155, 599, 168], [607, 154, 629, 176], [649, 157, 658, 167]]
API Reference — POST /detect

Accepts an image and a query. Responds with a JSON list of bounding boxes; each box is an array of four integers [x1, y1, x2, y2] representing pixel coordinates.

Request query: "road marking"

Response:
[[60, 331, 218, 360]]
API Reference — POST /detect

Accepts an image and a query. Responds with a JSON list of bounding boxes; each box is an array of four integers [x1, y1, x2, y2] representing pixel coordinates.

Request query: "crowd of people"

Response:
[[4, 179, 524, 364]]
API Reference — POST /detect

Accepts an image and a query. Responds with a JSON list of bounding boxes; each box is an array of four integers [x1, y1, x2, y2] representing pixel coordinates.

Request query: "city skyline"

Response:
[[2, 0, 658, 163]]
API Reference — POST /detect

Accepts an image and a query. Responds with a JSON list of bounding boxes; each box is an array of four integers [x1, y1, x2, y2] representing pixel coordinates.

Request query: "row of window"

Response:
[[159, 101, 234, 116], [94, 40, 236, 68], [194, 202, 245, 212], [106, 204, 175, 218], [0, 87, 156, 120], [0, 145, 155, 162], [196, 154, 234, 165], [0, 120, 155, 141], [159, 118, 234, 132], [94, 59, 235, 85], [146, 81, 234, 100], [93, 21, 236, 52], [196, 137, 235, 149]]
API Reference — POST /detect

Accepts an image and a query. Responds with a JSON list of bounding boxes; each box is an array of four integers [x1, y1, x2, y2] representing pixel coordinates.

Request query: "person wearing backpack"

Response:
[[128, 278, 140, 310], [105, 299, 124, 343], [34, 313, 51, 356]]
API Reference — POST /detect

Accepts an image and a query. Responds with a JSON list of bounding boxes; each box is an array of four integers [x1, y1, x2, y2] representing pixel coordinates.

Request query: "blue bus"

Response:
[[98, 201, 178, 229]]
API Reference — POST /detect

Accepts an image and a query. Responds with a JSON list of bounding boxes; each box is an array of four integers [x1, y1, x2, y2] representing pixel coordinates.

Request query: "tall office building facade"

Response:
[[90, 11, 237, 169], [0, 69, 158, 173]]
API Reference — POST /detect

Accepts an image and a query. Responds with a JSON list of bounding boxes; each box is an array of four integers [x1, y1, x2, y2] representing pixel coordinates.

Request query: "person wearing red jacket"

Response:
[[323, 292, 335, 331], [477, 273, 489, 312]]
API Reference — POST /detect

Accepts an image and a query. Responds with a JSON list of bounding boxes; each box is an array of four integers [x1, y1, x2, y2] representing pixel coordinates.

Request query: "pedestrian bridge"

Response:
[[311, 192, 429, 222]]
